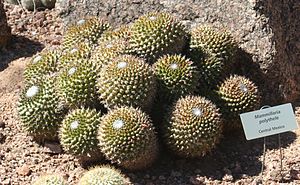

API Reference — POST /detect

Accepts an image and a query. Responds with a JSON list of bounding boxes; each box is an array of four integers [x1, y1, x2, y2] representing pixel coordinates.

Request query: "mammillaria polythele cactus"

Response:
[[97, 55, 156, 111], [153, 54, 199, 102], [217, 75, 261, 129], [91, 39, 129, 70], [99, 25, 131, 43], [129, 12, 188, 63], [62, 17, 110, 50], [58, 43, 92, 70], [190, 25, 237, 63], [17, 78, 65, 141], [59, 108, 102, 162], [162, 95, 223, 158], [58, 59, 99, 108], [24, 51, 60, 84], [189, 26, 237, 92], [98, 106, 158, 170], [78, 165, 128, 185]]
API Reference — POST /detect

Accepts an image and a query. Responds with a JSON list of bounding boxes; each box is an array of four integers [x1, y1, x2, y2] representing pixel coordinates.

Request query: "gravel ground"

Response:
[[0, 3, 300, 185]]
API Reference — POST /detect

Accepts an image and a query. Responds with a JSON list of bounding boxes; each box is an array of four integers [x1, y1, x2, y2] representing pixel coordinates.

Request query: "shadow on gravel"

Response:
[[126, 130, 296, 184], [0, 35, 44, 72], [261, 131, 297, 150]]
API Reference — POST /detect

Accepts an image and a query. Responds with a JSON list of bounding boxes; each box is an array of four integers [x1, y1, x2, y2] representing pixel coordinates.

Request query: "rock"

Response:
[[0, 121, 5, 128], [2, 179, 10, 185], [44, 142, 62, 154], [222, 174, 234, 182], [269, 169, 282, 181], [0, 132, 5, 143], [0, 0, 11, 48], [189, 176, 205, 185], [290, 168, 300, 180], [56, 0, 300, 104], [16, 164, 31, 176]]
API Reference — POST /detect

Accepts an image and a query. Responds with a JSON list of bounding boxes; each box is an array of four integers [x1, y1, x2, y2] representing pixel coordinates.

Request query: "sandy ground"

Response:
[[0, 3, 300, 185]]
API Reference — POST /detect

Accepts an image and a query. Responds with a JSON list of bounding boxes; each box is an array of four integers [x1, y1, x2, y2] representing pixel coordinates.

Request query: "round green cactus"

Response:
[[99, 25, 131, 43], [98, 106, 158, 170], [153, 54, 200, 102], [162, 95, 223, 158], [62, 17, 110, 50], [17, 78, 65, 141], [197, 53, 226, 90], [217, 75, 261, 129], [33, 174, 67, 185], [129, 12, 188, 63], [58, 43, 92, 70], [97, 55, 156, 111], [24, 50, 60, 84], [91, 39, 129, 70], [78, 165, 128, 185], [59, 108, 102, 162], [190, 25, 237, 62], [58, 59, 99, 108]]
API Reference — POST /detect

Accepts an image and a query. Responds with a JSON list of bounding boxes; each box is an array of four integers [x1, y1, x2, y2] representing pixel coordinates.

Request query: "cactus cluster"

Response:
[[20, 12, 262, 183]]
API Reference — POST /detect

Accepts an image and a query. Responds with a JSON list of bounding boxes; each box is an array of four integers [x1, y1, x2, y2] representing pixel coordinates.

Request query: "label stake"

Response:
[[259, 105, 284, 183], [259, 105, 271, 184]]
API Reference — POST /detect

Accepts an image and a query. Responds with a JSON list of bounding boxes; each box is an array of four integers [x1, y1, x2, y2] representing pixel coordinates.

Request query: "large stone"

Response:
[[57, 0, 300, 105], [0, 0, 11, 48]]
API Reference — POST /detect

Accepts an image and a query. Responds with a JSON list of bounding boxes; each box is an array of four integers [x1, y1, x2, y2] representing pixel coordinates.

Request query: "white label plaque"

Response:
[[240, 103, 299, 140]]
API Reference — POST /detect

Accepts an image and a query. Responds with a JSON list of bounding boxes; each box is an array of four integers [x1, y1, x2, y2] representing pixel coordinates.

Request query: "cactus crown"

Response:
[[130, 12, 188, 63], [60, 108, 101, 156], [97, 55, 156, 110], [153, 54, 199, 101], [163, 95, 223, 157]]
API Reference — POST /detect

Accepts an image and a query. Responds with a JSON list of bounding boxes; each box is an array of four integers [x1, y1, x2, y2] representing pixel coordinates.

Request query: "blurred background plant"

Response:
[[5, 0, 56, 10]]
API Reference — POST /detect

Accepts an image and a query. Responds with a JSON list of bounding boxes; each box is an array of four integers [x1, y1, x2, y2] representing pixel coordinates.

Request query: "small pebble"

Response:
[[2, 179, 11, 185], [0, 133, 5, 143], [0, 121, 5, 128], [16, 164, 31, 176], [222, 174, 234, 182], [290, 168, 300, 180], [44, 142, 62, 154]]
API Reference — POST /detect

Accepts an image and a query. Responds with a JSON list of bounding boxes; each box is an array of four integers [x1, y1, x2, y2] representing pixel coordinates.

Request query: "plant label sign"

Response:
[[240, 103, 299, 140]]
